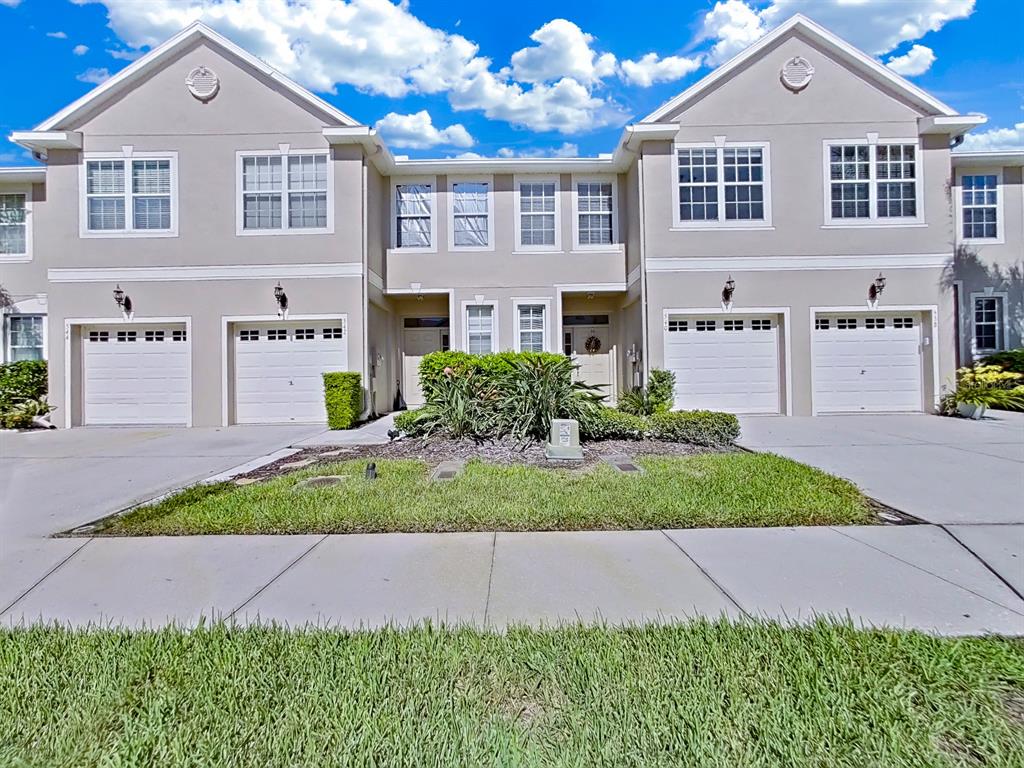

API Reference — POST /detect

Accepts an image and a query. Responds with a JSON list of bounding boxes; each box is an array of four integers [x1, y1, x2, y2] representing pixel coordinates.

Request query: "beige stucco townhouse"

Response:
[[1, 14, 1019, 427]]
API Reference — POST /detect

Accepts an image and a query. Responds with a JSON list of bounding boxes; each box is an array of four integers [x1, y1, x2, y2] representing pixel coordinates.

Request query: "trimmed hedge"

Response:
[[581, 407, 649, 440], [393, 408, 426, 436], [418, 350, 566, 401], [0, 360, 47, 413], [322, 372, 363, 430], [648, 410, 740, 447]]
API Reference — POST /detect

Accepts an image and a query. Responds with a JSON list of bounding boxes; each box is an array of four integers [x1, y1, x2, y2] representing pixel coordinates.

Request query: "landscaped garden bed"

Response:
[[3, 621, 1023, 767]]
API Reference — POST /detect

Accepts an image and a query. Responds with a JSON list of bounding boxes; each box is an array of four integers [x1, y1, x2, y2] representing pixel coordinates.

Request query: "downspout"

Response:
[[361, 155, 371, 419], [637, 146, 651, 388]]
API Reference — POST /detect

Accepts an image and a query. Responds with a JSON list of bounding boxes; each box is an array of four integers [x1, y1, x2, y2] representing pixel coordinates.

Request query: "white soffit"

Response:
[[952, 150, 1024, 168]]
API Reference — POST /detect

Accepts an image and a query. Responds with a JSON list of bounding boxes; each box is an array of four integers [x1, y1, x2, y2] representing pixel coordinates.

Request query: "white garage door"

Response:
[[233, 321, 348, 424], [663, 315, 781, 414], [83, 325, 189, 425], [812, 313, 923, 413]]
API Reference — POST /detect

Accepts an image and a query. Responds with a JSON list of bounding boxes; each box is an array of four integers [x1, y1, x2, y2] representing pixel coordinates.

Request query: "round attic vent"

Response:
[[780, 56, 814, 92], [185, 66, 220, 101]]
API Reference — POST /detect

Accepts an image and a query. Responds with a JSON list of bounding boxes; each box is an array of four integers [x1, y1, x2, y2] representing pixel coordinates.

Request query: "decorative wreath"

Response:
[[584, 335, 602, 354]]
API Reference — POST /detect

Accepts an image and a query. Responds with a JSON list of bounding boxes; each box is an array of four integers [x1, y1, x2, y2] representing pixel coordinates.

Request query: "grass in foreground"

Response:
[[101, 453, 874, 535], [1, 621, 1022, 767]]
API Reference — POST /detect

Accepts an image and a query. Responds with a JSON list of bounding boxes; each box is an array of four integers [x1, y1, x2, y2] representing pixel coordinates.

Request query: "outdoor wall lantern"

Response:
[[113, 284, 133, 321], [274, 282, 289, 319], [721, 276, 736, 312], [867, 273, 886, 309]]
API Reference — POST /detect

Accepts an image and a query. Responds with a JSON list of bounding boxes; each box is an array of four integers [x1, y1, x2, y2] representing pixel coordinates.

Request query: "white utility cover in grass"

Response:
[[82, 324, 189, 425], [812, 312, 923, 413], [233, 321, 347, 424], [663, 315, 780, 414]]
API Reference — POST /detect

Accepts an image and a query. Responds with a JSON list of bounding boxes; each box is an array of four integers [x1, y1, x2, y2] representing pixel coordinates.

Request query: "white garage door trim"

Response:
[[221, 313, 349, 426], [64, 316, 193, 429], [809, 305, 938, 415], [661, 307, 792, 416]]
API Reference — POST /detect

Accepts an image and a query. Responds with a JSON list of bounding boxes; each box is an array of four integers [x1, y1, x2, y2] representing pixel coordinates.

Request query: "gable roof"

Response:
[[642, 14, 961, 124], [33, 21, 360, 131]]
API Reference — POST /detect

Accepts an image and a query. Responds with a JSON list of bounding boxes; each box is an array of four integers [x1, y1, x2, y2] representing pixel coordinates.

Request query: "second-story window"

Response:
[[84, 154, 176, 235], [576, 181, 614, 246], [240, 152, 328, 233], [961, 174, 998, 240], [675, 144, 768, 226], [0, 194, 27, 255], [518, 179, 558, 249], [395, 183, 433, 248], [451, 181, 490, 248], [827, 142, 919, 224]]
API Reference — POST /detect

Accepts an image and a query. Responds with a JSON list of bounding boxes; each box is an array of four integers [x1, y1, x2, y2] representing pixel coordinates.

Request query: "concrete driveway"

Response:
[[738, 412, 1024, 525]]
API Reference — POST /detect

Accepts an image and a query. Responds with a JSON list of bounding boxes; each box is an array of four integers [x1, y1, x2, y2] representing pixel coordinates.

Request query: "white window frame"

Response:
[[461, 299, 498, 354], [79, 150, 179, 238], [571, 175, 618, 250], [821, 137, 924, 227], [512, 297, 551, 353], [0, 184, 32, 262], [955, 168, 1004, 245], [235, 147, 335, 237], [514, 174, 561, 252], [4, 314, 47, 363], [391, 176, 437, 252], [670, 140, 773, 230], [970, 291, 1009, 356], [447, 175, 494, 252]]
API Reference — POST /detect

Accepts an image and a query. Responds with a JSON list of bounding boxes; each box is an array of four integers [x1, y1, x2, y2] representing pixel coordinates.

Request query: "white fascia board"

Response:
[[33, 22, 360, 133], [10, 131, 82, 151], [0, 167, 46, 183], [642, 14, 957, 124], [919, 115, 988, 135], [388, 156, 620, 176], [952, 150, 1024, 168], [646, 253, 948, 272]]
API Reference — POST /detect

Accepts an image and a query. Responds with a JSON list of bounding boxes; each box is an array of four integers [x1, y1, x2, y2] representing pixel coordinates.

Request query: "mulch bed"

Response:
[[237, 437, 726, 481]]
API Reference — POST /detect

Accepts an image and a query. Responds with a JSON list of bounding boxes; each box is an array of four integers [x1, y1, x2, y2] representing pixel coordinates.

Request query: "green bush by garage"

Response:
[[322, 372, 363, 430], [0, 360, 50, 429]]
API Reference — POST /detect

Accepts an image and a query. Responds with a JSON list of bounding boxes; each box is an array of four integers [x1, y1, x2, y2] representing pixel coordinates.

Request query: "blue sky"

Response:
[[1, 0, 1022, 166]]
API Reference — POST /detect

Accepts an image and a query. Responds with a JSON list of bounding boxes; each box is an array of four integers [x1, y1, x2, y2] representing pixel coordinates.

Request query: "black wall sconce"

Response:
[[274, 282, 289, 319], [113, 284, 133, 320], [721, 276, 735, 312], [867, 273, 886, 309]]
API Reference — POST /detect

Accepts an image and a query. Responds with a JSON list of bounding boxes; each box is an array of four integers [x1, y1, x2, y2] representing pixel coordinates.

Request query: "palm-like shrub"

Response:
[[618, 368, 676, 416], [495, 355, 604, 441], [940, 364, 1024, 414], [412, 368, 500, 440]]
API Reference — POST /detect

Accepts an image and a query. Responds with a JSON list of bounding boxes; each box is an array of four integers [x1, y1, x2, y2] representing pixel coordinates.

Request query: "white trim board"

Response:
[[661, 305, 793, 416], [63, 315, 194, 429], [48, 263, 363, 282], [646, 254, 947, 272]]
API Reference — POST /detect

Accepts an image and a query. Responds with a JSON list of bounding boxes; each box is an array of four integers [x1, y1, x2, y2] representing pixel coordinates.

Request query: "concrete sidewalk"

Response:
[[4, 525, 1022, 636]]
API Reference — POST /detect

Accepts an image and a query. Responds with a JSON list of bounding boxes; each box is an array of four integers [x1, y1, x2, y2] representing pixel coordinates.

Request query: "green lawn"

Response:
[[1, 622, 1022, 767], [100, 454, 875, 535]]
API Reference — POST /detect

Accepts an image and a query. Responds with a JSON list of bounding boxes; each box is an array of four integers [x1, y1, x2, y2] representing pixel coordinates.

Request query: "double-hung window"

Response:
[[83, 153, 176, 235], [239, 151, 330, 234], [826, 141, 920, 224], [517, 178, 559, 250], [466, 305, 495, 354], [575, 180, 614, 247], [7, 316, 44, 361], [0, 193, 28, 257], [395, 182, 434, 249], [675, 143, 769, 226], [960, 174, 999, 241], [517, 304, 546, 352], [450, 180, 491, 249], [973, 295, 1006, 353]]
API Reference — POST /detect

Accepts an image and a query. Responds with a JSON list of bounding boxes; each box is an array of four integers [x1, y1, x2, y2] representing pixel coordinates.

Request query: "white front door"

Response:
[[663, 315, 781, 414], [403, 327, 444, 407], [567, 325, 612, 397], [233, 321, 348, 424], [812, 312, 923, 413], [82, 324, 189, 425]]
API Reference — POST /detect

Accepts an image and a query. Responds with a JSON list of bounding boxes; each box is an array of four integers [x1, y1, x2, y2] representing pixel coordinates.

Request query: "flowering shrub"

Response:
[[940, 364, 1024, 414]]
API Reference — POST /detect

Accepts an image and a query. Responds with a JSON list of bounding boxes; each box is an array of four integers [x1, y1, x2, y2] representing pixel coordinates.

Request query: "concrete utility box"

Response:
[[545, 418, 583, 461]]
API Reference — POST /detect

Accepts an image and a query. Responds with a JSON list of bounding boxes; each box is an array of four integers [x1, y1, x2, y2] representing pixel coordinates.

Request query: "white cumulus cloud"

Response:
[[375, 110, 474, 149], [620, 53, 702, 87], [73, 44, 90, 56], [510, 19, 616, 86], [958, 122, 1024, 152], [47, 31, 68, 38], [76, 67, 111, 85], [699, 0, 766, 65], [885, 44, 936, 76], [497, 142, 579, 158], [0, 0, 22, 6]]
